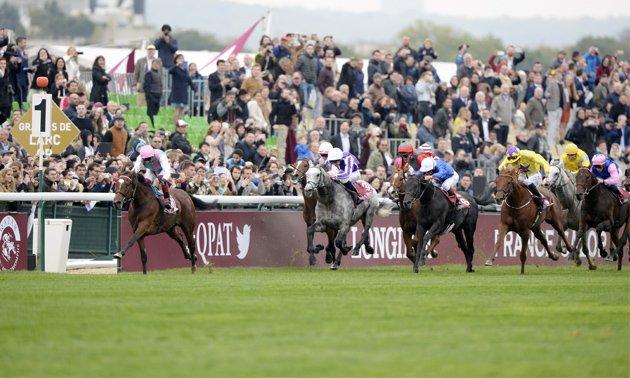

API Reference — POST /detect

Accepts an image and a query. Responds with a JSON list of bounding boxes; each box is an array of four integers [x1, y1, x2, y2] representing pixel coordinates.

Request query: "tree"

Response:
[[0, 2, 25, 36], [177, 30, 223, 51], [30, 1, 95, 40]]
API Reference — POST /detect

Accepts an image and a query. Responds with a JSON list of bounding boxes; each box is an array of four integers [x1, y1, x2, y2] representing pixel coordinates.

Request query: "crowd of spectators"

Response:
[[1, 25, 630, 201]]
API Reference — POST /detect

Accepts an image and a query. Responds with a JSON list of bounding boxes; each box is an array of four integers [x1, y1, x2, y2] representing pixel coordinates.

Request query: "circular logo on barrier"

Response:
[[0, 216, 21, 271]]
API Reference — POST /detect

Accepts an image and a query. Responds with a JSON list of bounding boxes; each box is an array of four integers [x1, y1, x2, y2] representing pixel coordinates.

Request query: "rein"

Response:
[[497, 173, 534, 210], [409, 176, 433, 205], [114, 175, 139, 206], [576, 168, 600, 198]]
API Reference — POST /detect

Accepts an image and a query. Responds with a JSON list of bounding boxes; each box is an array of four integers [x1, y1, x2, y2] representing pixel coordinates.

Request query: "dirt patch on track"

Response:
[[67, 267, 117, 274]]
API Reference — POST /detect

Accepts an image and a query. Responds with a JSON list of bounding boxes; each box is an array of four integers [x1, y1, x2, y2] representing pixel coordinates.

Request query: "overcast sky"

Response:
[[226, 0, 630, 19]]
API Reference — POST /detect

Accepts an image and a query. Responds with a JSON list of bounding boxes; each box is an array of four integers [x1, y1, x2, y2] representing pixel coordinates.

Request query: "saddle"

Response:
[[148, 184, 178, 214], [439, 189, 470, 209], [521, 183, 549, 204], [608, 186, 630, 202], [338, 180, 375, 206]]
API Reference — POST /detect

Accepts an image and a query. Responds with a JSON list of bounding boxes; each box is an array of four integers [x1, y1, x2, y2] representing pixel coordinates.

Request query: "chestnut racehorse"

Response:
[[574, 167, 630, 270], [389, 165, 439, 263], [288, 158, 337, 265], [490, 168, 572, 274]]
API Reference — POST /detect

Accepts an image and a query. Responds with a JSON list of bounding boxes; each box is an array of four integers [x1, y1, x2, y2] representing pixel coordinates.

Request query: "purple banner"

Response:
[[0, 213, 28, 271], [120, 211, 628, 272]]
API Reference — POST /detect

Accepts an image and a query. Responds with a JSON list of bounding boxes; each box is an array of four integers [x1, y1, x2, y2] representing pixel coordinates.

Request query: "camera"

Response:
[[7, 84, 15, 96], [213, 176, 221, 183], [76, 52, 84, 55], [94, 159, 103, 164], [171, 173, 180, 179]]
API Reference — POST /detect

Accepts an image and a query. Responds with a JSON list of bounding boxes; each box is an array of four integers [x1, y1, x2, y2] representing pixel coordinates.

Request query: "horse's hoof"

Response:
[[351, 249, 359, 256], [575, 258, 582, 267], [600, 250, 608, 258], [567, 253, 575, 261], [419, 259, 426, 268], [484, 259, 493, 266], [551, 253, 559, 262], [315, 244, 324, 253], [330, 264, 338, 270], [113, 252, 123, 259], [468, 269, 475, 273], [365, 245, 374, 255], [589, 265, 597, 270], [605, 255, 615, 262], [309, 255, 317, 266], [413, 266, 419, 274], [325, 253, 333, 264], [430, 250, 438, 258]]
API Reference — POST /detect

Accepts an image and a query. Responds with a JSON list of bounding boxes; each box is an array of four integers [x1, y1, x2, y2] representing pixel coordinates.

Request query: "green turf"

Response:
[[1, 265, 628, 377]]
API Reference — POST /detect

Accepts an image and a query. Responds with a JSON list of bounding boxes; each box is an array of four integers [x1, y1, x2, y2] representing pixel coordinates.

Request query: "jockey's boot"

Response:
[[162, 181, 172, 211], [527, 183, 549, 210], [343, 181, 363, 206], [448, 188, 463, 210], [612, 186, 628, 205]]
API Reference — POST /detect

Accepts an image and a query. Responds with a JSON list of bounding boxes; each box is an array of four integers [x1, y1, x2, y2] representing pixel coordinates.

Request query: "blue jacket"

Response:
[[417, 47, 438, 61], [354, 69, 365, 96], [168, 66, 198, 105], [295, 144, 313, 160], [416, 159, 455, 182], [416, 125, 436, 145], [592, 158, 619, 182], [154, 37, 178, 68], [582, 52, 602, 84], [608, 126, 630, 148], [455, 49, 467, 66]]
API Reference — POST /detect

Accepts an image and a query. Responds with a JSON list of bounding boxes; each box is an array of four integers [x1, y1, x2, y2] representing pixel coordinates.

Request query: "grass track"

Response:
[[0, 265, 628, 377]]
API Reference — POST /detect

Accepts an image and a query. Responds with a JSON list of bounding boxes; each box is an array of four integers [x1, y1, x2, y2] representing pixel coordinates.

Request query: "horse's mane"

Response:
[[134, 173, 150, 187], [500, 167, 519, 177]]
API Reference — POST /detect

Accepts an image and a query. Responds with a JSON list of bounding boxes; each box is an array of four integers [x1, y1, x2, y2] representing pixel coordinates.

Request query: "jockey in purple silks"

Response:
[[326, 147, 363, 205]]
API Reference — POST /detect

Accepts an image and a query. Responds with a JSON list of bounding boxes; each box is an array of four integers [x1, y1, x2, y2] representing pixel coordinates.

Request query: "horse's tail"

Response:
[[375, 197, 395, 217], [472, 186, 495, 206], [186, 192, 217, 210]]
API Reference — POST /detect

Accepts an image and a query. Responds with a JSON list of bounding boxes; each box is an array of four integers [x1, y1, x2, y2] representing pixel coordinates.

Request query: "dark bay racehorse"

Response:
[[304, 164, 395, 270], [547, 162, 593, 268], [402, 174, 479, 273], [287, 158, 337, 265], [490, 168, 572, 274], [389, 165, 439, 262], [112, 172, 215, 274], [574, 167, 630, 270]]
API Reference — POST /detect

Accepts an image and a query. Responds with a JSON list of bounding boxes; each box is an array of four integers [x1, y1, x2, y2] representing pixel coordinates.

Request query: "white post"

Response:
[[264, 8, 273, 36]]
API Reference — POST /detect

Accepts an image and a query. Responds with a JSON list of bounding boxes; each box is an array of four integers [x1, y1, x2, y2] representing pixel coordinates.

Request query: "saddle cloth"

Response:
[[355, 180, 375, 200], [149, 184, 178, 214], [618, 187, 630, 200], [439, 189, 471, 209], [522, 184, 550, 204]]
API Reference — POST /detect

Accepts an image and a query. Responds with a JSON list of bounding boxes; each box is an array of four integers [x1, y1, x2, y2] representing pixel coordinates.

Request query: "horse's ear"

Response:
[[308, 159, 314, 168]]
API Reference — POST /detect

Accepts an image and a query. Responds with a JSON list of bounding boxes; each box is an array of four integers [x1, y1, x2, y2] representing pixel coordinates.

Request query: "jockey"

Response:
[[133, 145, 173, 210], [397, 142, 415, 171], [408, 143, 439, 175], [499, 147, 551, 210], [327, 147, 363, 205], [416, 157, 463, 210], [560, 143, 590, 173], [318, 141, 333, 164], [591, 153, 627, 204]]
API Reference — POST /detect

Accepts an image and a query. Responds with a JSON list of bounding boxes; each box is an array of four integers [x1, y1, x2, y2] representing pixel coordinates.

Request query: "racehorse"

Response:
[[547, 162, 593, 268], [574, 167, 630, 270], [303, 164, 395, 270], [112, 171, 216, 274], [402, 174, 479, 273], [287, 158, 337, 265], [389, 165, 439, 262], [489, 168, 571, 274]]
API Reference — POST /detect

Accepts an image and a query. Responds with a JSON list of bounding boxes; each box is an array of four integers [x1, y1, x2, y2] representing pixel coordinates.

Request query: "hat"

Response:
[[0, 150, 13, 156], [373, 73, 382, 79], [176, 119, 189, 127], [281, 36, 288, 41], [104, 166, 118, 174], [113, 115, 125, 121], [93, 102, 103, 108], [592, 108, 599, 115], [292, 72, 301, 78], [237, 89, 248, 97], [535, 122, 545, 129], [351, 113, 362, 119], [605, 118, 614, 123], [423, 55, 433, 62], [445, 149, 454, 155], [147, 45, 156, 50], [61, 146, 75, 158]]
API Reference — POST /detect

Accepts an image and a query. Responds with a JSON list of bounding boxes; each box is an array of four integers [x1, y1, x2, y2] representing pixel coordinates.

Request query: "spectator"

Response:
[[0, 167, 16, 194], [170, 120, 196, 156], [154, 24, 178, 69], [235, 131, 257, 164], [323, 90, 348, 119], [102, 115, 129, 157], [469, 91, 488, 121], [525, 87, 545, 129], [247, 91, 268, 129], [331, 120, 359, 158], [457, 174, 473, 195], [530, 123, 552, 161], [367, 138, 393, 175], [28, 48, 53, 97], [227, 149, 245, 167], [415, 71, 435, 120], [582, 46, 602, 90], [295, 135, 313, 160], [131, 45, 157, 107], [237, 165, 265, 195], [367, 73, 385, 99], [127, 122, 151, 153], [433, 97, 454, 140], [435, 139, 448, 159], [49, 73, 68, 106], [417, 38, 438, 61], [294, 44, 319, 114], [354, 59, 365, 97], [603, 82, 622, 111], [71, 103, 92, 133], [453, 108, 472, 135], [338, 58, 358, 97], [242, 64, 264, 96], [216, 89, 245, 124], [455, 44, 468, 67], [0, 58, 12, 120], [42, 167, 62, 193], [456, 53, 473, 81], [208, 60, 233, 107], [594, 74, 609, 110], [452, 124, 475, 155], [367, 50, 385, 86], [504, 46, 525, 70], [169, 54, 198, 127], [576, 116, 606, 157], [416, 116, 436, 145], [453, 149, 475, 176], [609, 94, 629, 124], [89, 56, 110, 105], [550, 49, 567, 70], [490, 83, 516, 146], [317, 57, 335, 94], [62, 94, 80, 119], [452, 86, 471, 118], [468, 124, 483, 156], [141, 59, 163, 127], [311, 116, 332, 142], [269, 88, 299, 165], [560, 74, 579, 143]]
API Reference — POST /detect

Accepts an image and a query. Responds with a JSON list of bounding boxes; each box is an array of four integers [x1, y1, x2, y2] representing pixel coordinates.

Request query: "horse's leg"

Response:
[[353, 216, 374, 256], [453, 228, 471, 273], [137, 238, 148, 275], [486, 222, 509, 266], [325, 229, 337, 264], [307, 221, 327, 266], [596, 221, 613, 261], [532, 226, 559, 262], [403, 229, 415, 263], [114, 220, 152, 259], [426, 235, 440, 260], [180, 222, 198, 274], [332, 226, 351, 270], [414, 223, 439, 273], [464, 225, 476, 273], [518, 230, 530, 275], [166, 227, 195, 273], [610, 220, 630, 270]]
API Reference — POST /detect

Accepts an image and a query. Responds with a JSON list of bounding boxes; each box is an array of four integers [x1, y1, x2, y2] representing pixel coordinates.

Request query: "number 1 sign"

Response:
[[31, 94, 52, 138]]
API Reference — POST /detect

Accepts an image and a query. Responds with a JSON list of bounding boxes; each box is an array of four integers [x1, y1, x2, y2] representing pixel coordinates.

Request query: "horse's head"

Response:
[[495, 168, 519, 204], [113, 172, 137, 210], [303, 166, 327, 197], [575, 167, 595, 201], [402, 175, 426, 211], [389, 166, 406, 197], [288, 159, 311, 186]]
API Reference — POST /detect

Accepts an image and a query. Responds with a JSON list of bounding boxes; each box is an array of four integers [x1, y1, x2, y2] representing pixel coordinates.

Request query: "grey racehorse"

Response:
[[547, 161, 596, 269], [303, 164, 395, 270]]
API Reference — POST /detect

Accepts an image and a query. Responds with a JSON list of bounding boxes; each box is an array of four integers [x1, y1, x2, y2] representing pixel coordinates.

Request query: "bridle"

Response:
[[548, 166, 573, 189], [114, 175, 138, 205], [408, 175, 433, 206], [496, 173, 534, 209], [391, 171, 407, 196], [576, 167, 599, 197], [290, 160, 309, 185]]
